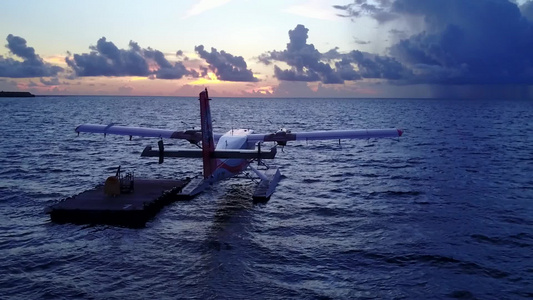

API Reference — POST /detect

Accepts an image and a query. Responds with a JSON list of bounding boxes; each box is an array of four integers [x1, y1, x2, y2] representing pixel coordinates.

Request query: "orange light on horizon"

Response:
[[250, 85, 273, 95], [129, 76, 148, 81], [190, 72, 222, 85], [44, 55, 68, 67]]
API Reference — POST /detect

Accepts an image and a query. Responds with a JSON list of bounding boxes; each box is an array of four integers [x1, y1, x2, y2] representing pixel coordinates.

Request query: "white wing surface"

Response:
[[75, 124, 209, 143], [247, 129, 403, 143], [76, 124, 179, 138]]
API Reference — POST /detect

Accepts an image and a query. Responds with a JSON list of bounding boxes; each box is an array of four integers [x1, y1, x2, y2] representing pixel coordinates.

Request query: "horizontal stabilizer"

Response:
[[141, 146, 277, 159]]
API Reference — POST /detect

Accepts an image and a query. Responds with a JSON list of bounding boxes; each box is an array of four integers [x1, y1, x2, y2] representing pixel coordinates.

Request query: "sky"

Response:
[[1, 0, 533, 98]]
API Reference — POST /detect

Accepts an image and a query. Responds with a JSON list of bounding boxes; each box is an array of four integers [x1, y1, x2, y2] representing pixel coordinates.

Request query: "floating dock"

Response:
[[48, 178, 188, 227]]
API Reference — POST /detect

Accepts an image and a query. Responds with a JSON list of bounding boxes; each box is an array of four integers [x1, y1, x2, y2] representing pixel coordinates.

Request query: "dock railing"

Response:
[[115, 165, 135, 193]]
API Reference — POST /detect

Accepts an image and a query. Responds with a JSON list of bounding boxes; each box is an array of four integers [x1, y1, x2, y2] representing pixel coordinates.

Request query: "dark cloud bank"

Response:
[[259, 0, 533, 97], [333, 0, 533, 91]]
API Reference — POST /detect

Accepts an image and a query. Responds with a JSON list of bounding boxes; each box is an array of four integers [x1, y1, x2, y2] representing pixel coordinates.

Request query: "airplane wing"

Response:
[[246, 129, 403, 144], [75, 124, 214, 144]]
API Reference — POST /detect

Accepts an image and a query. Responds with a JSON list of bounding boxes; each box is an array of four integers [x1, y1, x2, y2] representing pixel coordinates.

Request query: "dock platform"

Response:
[[48, 178, 188, 227]]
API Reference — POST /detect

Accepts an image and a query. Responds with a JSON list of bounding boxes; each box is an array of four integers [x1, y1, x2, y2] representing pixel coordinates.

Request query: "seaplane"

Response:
[[75, 89, 403, 200]]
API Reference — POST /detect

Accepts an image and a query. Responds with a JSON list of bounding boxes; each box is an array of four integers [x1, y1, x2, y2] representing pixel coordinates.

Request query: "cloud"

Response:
[[271, 81, 317, 97], [521, 1, 533, 21], [66, 37, 195, 79], [0, 78, 18, 91], [0, 34, 63, 78], [40, 77, 60, 86], [143, 47, 193, 79], [260, 24, 409, 84], [183, 0, 231, 19], [194, 45, 258, 82], [354, 38, 371, 45], [260, 25, 344, 83], [66, 38, 149, 77], [334, 0, 398, 23], [335, 0, 533, 86], [350, 50, 408, 80]]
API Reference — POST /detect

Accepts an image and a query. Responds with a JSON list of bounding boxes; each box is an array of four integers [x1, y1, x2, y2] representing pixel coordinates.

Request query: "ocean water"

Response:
[[0, 96, 531, 299]]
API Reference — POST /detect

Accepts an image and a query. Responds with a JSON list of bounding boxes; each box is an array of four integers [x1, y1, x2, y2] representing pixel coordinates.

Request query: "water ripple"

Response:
[[0, 97, 531, 299]]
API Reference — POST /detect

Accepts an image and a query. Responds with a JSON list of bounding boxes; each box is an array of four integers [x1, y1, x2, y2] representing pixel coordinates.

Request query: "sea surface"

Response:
[[0, 96, 531, 299]]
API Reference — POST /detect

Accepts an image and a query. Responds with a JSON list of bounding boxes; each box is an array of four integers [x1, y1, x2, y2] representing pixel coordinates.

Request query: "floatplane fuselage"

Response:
[[75, 89, 402, 200]]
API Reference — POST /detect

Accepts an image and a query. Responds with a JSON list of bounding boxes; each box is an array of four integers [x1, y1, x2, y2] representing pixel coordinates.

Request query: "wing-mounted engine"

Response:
[[265, 128, 293, 146], [173, 129, 202, 145]]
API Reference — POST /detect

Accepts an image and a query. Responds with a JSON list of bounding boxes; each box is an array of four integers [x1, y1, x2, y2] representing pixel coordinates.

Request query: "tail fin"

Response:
[[199, 88, 216, 179]]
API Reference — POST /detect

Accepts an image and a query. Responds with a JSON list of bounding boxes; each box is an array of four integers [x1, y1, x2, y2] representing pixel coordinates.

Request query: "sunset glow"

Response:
[[190, 72, 222, 85], [1, 0, 533, 98]]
